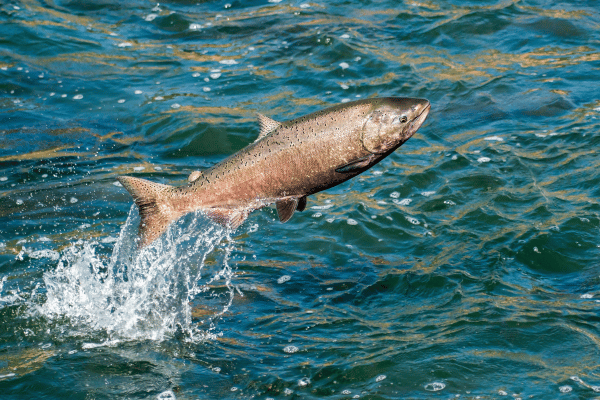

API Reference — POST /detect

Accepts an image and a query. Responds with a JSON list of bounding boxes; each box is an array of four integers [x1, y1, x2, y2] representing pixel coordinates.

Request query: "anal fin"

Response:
[[205, 208, 249, 230]]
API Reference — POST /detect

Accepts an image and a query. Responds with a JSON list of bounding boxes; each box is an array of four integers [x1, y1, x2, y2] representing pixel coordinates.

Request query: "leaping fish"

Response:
[[118, 97, 431, 247]]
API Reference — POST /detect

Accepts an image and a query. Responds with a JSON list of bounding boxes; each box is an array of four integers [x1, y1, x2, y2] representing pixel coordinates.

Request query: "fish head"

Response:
[[361, 97, 430, 154]]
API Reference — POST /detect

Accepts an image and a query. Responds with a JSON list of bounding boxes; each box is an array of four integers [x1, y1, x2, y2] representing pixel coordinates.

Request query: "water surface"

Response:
[[1, 0, 600, 399]]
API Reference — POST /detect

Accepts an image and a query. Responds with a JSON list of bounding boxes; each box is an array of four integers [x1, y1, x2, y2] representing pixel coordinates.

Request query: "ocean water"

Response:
[[1, 0, 600, 398]]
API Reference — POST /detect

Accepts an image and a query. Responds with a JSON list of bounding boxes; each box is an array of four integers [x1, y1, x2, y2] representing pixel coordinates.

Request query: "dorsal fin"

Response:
[[256, 114, 281, 141], [188, 170, 203, 182]]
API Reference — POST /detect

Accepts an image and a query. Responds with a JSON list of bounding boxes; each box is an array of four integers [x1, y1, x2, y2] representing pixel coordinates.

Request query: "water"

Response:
[[1, 0, 600, 398]]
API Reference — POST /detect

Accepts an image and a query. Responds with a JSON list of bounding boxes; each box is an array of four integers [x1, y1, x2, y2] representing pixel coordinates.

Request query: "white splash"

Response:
[[484, 136, 503, 141], [39, 207, 235, 342]]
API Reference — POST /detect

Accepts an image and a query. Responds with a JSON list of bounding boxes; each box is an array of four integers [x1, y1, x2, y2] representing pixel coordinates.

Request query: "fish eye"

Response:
[[400, 115, 408, 123]]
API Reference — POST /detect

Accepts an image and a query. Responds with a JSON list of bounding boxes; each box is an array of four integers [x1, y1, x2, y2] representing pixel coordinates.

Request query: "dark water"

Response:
[[1, 0, 600, 398]]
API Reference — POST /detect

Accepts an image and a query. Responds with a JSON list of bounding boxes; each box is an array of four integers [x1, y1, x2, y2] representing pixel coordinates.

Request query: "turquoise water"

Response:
[[1, 0, 600, 398]]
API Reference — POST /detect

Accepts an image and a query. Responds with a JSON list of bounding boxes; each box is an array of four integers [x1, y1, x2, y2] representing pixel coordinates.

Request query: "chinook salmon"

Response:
[[118, 97, 430, 246]]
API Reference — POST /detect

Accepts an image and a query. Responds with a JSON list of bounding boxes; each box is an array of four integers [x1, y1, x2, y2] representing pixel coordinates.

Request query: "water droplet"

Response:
[[406, 216, 419, 225], [298, 377, 310, 387], [283, 345, 298, 353], [339, 62, 350, 69], [70, 197, 78, 204], [156, 391, 176, 399], [73, 94, 83, 100], [424, 382, 445, 391]]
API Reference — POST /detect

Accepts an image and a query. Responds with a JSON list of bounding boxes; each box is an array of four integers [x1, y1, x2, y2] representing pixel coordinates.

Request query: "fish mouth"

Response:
[[407, 101, 431, 137]]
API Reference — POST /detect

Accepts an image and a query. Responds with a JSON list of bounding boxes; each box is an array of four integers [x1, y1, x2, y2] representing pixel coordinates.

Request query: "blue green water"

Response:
[[1, 0, 600, 398]]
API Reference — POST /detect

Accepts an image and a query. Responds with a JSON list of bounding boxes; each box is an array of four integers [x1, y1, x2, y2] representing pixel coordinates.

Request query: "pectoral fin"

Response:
[[335, 154, 376, 173]]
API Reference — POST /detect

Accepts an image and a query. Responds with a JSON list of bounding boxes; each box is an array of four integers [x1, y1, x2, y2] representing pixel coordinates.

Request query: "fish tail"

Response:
[[117, 176, 179, 247]]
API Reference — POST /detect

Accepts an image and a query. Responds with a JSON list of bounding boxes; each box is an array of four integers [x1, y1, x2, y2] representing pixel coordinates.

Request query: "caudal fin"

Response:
[[117, 176, 179, 247]]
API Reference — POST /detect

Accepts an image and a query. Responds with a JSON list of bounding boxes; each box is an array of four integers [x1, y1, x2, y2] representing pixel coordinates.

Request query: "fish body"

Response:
[[118, 97, 431, 246]]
